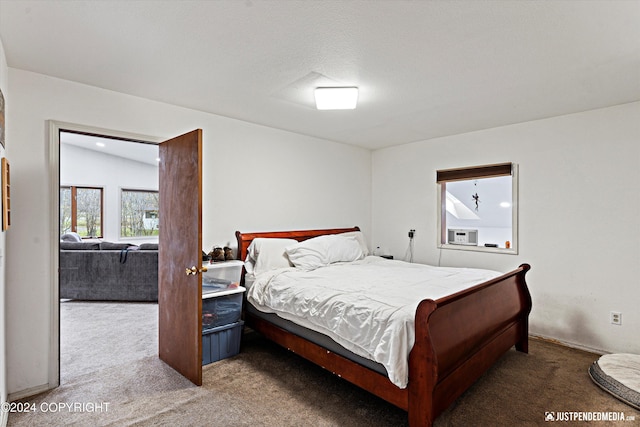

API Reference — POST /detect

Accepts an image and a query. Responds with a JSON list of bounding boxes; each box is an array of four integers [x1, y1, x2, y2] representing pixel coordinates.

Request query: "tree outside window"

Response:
[[121, 189, 159, 237], [60, 187, 72, 234], [60, 186, 103, 238]]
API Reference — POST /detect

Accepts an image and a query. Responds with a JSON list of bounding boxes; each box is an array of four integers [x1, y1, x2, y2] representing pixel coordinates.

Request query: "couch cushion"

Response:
[[99, 242, 135, 250], [60, 241, 100, 250], [138, 243, 158, 250]]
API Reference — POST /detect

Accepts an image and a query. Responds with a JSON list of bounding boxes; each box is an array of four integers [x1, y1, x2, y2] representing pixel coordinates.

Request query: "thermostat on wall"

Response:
[[448, 229, 478, 246]]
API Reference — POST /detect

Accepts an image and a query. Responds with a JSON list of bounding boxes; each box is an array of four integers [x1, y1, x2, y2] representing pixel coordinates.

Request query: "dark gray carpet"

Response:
[[8, 302, 638, 426]]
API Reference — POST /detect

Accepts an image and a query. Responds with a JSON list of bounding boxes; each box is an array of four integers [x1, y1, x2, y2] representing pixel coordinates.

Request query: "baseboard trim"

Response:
[[530, 334, 607, 356], [0, 402, 7, 427], [7, 383, 52, 402]]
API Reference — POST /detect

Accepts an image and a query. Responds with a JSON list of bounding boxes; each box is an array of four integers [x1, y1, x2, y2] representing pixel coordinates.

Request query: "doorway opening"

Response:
[[49, 121, 162, 387]]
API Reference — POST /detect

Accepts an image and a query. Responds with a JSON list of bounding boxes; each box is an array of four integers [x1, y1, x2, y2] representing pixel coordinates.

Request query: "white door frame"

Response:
[[47, 120, 162, 389]]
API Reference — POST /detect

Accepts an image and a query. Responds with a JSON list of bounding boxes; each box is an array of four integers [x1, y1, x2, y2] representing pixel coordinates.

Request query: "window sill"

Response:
[[438, 243, 518, 255]]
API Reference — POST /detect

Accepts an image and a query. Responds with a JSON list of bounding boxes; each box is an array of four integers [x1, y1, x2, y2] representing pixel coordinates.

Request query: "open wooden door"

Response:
[[158, 129, 203, 385]]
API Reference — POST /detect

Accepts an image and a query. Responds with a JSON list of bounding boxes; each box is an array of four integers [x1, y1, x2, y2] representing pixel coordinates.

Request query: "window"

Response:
[[120, 189, 159, 237], [437, 163, 518, 253], [60, 186, 104, 238]]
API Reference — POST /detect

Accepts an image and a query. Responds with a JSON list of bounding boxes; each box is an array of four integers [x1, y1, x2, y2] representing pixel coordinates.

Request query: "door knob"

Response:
[[185, 265, 208, 276]]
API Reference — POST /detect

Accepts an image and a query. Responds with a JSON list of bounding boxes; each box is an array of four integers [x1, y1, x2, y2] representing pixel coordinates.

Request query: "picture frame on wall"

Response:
[[0, 88, 4, 148], [2, 157, 10, 230]]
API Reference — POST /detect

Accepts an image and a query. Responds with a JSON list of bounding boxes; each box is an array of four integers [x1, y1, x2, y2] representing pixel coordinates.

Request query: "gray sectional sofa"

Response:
[[59, 241, 158, 301]]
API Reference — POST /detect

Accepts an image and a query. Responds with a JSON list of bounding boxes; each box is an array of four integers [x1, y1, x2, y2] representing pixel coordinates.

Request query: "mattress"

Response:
[[245, 303, 387, 375], [246, 256, 501, 388]]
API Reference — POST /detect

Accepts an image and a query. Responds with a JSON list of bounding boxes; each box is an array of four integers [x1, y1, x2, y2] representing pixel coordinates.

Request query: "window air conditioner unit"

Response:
[[448, 229, 478, 246]]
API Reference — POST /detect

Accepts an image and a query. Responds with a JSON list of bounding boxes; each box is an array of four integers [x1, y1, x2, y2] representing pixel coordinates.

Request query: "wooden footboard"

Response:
[[408, 263, 531, 426], [236, 228, 532, 427]]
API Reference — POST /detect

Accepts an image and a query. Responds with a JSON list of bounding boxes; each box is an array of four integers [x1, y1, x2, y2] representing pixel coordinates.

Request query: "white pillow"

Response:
[[244, 238, 297, 275], [285, 234, 364, 271], [338, 231, 370, 256], [60, 232, 82, 242]]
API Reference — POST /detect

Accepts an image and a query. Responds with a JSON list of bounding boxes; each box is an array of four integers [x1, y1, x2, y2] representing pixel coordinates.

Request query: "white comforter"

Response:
[[246, 256, 502, 388]]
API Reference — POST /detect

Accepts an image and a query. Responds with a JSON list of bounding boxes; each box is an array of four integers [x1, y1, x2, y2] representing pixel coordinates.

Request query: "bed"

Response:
[[236, 227, 532, 427]]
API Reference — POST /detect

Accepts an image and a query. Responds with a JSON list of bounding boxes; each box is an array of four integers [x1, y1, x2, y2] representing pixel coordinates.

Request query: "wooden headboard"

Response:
[[235, 226, 360, 262]]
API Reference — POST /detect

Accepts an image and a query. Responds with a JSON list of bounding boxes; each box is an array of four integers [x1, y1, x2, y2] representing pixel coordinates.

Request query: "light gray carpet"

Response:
[[8, 302, 638, 426], [60, 301, 158, 381]]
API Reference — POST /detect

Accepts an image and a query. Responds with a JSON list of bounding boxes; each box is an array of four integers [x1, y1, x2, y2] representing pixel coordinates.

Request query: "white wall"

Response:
[[0, 29, 9, 424], [372, 102, 640, 354], [6, 68, 371, 397], [60, 144, 159, 243]]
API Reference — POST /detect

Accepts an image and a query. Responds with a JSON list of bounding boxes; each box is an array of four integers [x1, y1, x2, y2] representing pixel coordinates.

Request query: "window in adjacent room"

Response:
[[436, 163, 518, 254], [120, 189, 159, 237], [60, 186, 104, 238]]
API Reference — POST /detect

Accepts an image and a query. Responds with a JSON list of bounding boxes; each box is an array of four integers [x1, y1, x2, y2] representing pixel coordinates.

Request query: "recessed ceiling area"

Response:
[[60, 132, 159, 166], [1, 1, 638, 150]]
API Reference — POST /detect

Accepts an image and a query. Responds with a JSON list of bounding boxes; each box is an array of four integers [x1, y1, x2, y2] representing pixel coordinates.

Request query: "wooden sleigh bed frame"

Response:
[[236, 227, 532, 427]]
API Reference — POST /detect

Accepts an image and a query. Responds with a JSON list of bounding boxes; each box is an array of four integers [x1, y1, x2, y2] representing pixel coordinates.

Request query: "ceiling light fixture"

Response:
[[96, 142, 105, 147], [314, 87, 358, 110]]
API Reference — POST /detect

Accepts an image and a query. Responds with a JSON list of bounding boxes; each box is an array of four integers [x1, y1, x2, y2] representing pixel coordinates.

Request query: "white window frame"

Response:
[[437, 163, 519, 255]]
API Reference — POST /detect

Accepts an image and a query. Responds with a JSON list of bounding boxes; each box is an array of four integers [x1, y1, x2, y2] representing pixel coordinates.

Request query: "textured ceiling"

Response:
[[1, 0, 639, 150]]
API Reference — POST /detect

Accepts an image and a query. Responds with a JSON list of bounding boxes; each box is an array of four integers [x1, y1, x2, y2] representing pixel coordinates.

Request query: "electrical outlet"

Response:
[[610, 311, 622, 325], [408, 229, 416, 239]]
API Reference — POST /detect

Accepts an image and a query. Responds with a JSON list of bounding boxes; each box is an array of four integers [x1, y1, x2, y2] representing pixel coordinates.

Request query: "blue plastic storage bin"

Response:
[[202, 291, 243, 331], [202, 320, 244, 365]]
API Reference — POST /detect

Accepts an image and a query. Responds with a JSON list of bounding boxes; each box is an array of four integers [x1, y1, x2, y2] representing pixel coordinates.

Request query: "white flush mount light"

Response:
[[96, 142, 106, 147], [314, 87, 358, 110], [500, 202, 511, 208]]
